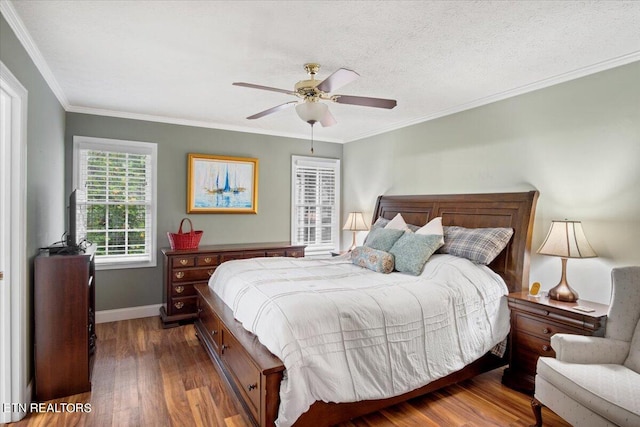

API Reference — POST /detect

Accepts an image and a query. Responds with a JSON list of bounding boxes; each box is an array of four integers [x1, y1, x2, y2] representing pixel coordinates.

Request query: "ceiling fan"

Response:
[[233, 63, 397, 127]]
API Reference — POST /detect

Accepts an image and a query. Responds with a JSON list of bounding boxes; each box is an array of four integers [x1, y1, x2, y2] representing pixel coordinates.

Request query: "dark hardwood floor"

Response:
[[10, 317, 570, 426]]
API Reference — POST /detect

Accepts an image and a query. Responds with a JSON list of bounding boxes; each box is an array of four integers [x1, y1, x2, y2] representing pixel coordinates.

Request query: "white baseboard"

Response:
[[96, 304, 163, 324]]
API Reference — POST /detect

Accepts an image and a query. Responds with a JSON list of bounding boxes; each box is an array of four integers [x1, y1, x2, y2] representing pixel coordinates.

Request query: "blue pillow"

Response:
[[351, 246, 395, 274], [363, 228, 404, 252], [389, 233, 443, 275]]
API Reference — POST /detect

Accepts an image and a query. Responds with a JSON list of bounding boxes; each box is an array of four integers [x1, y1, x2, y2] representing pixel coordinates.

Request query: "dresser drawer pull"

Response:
[[211, 330, 217, 336], [247, 383, 257, 391], [204, 256, 212, 264], [542, 344, 550, 352], [179, 258, 189, 265], [542, 328, 550, 334], [174, 301, 184, 310], [175, 271, 185, 279], [221, 344, 228, 353], [175, 285, 185, 294], [207, 269, 214, 276]]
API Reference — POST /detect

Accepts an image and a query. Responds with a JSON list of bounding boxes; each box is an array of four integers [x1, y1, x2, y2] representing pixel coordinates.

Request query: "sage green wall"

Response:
[[65, 113, 343, 310], [1, 12, 66, 382], [343, 62, 640, 305]]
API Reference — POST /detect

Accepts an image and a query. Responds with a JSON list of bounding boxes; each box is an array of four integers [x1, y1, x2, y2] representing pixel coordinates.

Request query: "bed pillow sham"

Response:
[[439, 226, 514, 265], [363, 228, 405, 252], [384, 213, 410, 230], [351, 246, 395, 274], [389, 233, 443, 275]]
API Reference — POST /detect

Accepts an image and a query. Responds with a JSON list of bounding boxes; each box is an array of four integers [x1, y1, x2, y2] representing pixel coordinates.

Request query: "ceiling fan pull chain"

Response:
[[310, 124, 314, 154]]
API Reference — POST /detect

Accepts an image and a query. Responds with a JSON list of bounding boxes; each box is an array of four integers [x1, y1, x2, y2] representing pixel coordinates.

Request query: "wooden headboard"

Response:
[[372, 191, 539, 293]]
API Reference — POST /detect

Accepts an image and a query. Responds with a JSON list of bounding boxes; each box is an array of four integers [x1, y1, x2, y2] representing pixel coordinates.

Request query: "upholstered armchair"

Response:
[[532, 266, 640, 427]]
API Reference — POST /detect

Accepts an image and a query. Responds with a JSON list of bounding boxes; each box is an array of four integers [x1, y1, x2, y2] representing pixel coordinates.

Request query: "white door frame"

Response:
[[0, 60, 29, 423]]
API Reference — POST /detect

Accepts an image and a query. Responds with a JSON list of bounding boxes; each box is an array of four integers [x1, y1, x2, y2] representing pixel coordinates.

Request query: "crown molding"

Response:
[[344, 52, 640, 143], [0, 0, 69, 108], [66, 105, 344, 144]]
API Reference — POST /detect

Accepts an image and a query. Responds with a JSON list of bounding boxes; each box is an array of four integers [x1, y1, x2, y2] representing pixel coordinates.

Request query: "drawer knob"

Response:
[[221, 344, 228, 353], [174, 301, 184, 310], [175, 271, 185, 279], [212, 330, 217, 335], [247, 383, 257, 391], [542, 328, 550, 334], [207, 269, 214, 276], [180, 258, 188, 265], [204, 257, 212, 263], [542, 344, 550, 352], [175, 285, 185, 294], [198, 308, 203, 313]]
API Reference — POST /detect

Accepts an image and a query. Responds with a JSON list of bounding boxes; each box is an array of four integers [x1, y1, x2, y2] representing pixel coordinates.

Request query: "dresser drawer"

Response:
[[171, 268, 216, 282], [172, 256, 195, 267], [169, 296, 198, 315], [197, 254, 220, 266], [220, 252, 244, 263], [221, 327, 261, 420], [243, 250, 267, 259], [265, 250, 286, 257], [171, 283, 197, 297], [515, 312, 584, 339]]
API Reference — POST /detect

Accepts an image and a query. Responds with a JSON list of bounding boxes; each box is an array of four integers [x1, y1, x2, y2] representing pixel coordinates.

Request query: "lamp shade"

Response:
[[295, 101, 328, 124], [343, 212, 369, 231], [537, 220, 597, 258]]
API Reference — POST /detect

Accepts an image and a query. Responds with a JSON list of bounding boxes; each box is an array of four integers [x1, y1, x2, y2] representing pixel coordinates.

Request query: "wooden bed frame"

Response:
[[194, 190, 539, 426]]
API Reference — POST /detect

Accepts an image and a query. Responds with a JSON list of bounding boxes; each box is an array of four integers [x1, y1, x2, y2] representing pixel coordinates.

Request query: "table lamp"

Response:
[[537, 220, 597, 302], [343, 212, 369, 251]]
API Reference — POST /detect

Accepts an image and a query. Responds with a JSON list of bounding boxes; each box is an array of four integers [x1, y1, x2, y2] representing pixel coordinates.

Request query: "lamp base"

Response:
[[548, 282, 579, 302], [548, 258, 579, 302]]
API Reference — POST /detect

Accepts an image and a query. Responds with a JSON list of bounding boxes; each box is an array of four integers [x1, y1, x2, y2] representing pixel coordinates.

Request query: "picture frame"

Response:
[[187, 153, 258, 214]]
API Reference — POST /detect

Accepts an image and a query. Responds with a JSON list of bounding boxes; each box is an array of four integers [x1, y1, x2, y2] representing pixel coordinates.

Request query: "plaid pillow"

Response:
[[439, 226, 513, 265]]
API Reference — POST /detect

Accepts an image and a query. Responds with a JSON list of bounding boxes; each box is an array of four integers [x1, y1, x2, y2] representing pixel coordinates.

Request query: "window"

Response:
[[291, 156, 340, 256], [73, 136, 157, 269]]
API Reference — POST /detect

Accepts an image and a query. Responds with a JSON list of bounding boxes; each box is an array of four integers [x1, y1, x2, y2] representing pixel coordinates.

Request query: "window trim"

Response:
[[290, 155, 341, 257], [72, 135, 158, 270]]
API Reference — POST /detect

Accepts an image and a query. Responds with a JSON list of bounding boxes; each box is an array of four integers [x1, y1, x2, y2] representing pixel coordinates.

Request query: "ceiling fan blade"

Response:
[[316, 68, 360, 93], [233, 82, 296, 95], [320, 109, 337, 127], [334, 95, 397, 109], [247, 101, 298, 120]]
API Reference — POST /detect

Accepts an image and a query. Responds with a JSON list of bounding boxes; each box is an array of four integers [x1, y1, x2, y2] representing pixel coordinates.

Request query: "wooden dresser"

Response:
[[34, 246, 96, 401], [160, 242, 305, 328], [502, 291, 608, 393]]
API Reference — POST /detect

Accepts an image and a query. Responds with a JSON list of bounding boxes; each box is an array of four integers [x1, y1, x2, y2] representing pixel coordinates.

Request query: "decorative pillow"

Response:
[[389, 233, 443, 275], [385, 213, 409, 230], [363, 228, 405, 252], [416, 217, 445, 245], [351, 246, 395, 274], [439, 226, 514, 265], [370, 217, 390, 230]]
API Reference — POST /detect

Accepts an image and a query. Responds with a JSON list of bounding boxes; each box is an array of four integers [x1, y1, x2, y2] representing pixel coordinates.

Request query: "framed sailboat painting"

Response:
[[187, 154, 259, 213]]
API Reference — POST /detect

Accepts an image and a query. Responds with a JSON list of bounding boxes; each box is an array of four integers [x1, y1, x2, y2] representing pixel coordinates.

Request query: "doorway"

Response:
[[0, 60, 28, 423]]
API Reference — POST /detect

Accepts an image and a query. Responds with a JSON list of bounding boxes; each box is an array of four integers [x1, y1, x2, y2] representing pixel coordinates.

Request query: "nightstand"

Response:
[[502, 291, 608, 394]]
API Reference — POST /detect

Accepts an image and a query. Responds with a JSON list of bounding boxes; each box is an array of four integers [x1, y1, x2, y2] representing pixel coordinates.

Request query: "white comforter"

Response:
[[210, 254, 510, 427]]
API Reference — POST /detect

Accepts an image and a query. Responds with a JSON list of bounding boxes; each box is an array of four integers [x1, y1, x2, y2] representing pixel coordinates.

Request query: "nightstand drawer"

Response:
[[515, 313, 584, 339], [512, 333, 555, 374], [169, 296, 197, 314]]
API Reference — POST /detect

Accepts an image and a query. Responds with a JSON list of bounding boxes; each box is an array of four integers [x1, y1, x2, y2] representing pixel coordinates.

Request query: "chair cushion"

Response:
[[537, 357, 640, 426]]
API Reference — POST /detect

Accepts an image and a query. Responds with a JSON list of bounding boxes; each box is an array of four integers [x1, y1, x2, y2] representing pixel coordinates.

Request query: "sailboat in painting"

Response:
[[203, 165, 246, 194]]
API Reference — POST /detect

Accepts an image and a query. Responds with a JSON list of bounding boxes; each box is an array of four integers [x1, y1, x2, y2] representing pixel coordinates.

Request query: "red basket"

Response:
[[167, 218, 203, 250]]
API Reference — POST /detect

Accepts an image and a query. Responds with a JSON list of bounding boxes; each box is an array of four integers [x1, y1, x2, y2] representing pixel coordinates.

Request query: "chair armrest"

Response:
[[551, 334, 630, 364]]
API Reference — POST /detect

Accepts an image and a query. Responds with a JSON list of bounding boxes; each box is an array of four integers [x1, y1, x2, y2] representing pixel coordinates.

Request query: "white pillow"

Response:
[[384, 213, 409, 231], [416, 217, 445, 245]]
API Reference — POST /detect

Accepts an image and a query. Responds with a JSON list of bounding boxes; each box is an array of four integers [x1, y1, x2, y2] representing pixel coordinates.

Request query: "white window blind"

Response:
[[291, 156, 340, 256], [73, 136, 157, 269]]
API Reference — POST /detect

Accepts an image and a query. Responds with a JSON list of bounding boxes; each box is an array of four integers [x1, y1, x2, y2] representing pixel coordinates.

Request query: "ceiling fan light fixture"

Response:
[[295, 101, 328, 125]]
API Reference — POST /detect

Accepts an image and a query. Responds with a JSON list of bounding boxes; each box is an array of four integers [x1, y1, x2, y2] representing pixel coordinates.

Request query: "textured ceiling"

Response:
[[4, 1, 640, 143]]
